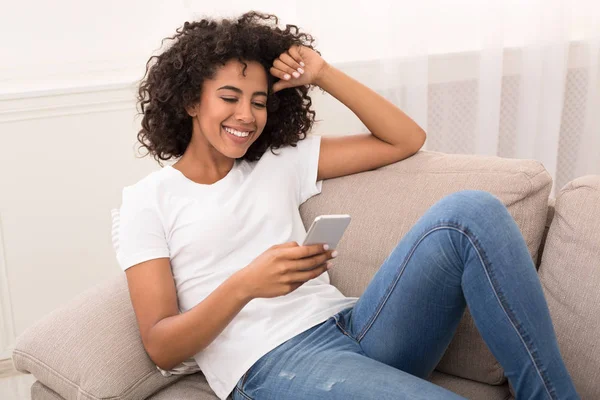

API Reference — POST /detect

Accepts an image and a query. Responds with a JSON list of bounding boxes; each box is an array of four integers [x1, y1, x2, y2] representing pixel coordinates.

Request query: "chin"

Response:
[[222, 145, 250, 159], [223, 137, 260, 158]]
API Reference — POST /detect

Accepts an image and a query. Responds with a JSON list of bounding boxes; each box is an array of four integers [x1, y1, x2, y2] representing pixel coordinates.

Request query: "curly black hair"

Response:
[[136, 11, 318, 165]]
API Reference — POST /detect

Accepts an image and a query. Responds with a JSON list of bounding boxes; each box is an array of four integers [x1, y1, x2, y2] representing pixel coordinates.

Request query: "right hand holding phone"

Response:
[[235, 241, 336, 300]]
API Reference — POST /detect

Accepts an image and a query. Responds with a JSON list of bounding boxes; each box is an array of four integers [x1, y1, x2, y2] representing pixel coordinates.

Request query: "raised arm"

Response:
[[270, 46, 426, 180]]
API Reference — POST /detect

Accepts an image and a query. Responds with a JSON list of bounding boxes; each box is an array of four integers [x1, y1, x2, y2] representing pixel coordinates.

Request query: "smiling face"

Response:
[[186, 59, 269, 163]]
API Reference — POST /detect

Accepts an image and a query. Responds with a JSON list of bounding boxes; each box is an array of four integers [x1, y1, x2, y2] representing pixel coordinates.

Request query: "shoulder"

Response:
[[261, 134, 321, 161], [121, 167, 171, 206], [286, 134, 321, 153]]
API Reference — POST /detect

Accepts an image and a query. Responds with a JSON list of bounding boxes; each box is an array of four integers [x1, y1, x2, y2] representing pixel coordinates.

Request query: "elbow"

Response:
[[144, 332, 173, 371], [151, 357, 169, 371], [147, 343, 175, 371], [415, 126, 427, 151], [154, 359, 176, 372], [405, 127, 426, 156], [144, 338, 163, 369], [145, 331, 200, 372]]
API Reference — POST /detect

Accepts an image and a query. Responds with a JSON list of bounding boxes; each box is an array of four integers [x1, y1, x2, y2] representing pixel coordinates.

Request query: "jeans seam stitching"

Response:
[[456, 223, 558, 400], [354, 221, 557, 400], [234, 386, 254, 400], [334, 316, 360, 344], [237, 370, 249, 390], [355, 223, 448, 341]]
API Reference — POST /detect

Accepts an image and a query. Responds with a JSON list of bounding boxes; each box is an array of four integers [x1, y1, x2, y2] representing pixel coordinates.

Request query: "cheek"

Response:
[[201, 109, 230, 132], [200, 97, 228, 118], [258, 110, 268, 129]]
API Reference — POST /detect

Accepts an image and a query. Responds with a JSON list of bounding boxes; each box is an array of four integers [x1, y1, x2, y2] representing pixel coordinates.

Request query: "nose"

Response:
[[234, 101, 256, 124]]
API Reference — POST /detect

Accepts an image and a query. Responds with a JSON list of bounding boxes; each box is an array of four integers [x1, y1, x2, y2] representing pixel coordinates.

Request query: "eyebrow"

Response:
[[217, 85, 268, 97]]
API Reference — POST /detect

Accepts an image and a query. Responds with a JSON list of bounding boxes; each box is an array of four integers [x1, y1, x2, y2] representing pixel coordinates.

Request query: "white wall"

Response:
[[0, 86, 151, 358], [2, 0, 594, 94]]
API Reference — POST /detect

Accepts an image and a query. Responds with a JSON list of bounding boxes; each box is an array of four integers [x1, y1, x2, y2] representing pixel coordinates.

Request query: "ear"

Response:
[[185, 103, 198, 117]]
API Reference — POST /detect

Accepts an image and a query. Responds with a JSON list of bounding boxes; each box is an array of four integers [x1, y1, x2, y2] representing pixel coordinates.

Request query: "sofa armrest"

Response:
[[12, 274, 183, 400]]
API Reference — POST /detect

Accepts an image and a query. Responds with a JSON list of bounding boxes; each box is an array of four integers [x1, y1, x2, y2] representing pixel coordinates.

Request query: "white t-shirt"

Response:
[[111, 135, 358, 400]]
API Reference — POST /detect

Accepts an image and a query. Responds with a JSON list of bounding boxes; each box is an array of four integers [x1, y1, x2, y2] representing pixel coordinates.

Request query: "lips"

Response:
[[223, 125, 254, 136], [222, 126, 253, 144]]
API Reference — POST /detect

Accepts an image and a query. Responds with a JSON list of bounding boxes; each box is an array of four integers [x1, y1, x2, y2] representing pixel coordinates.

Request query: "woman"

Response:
[[114, 11, 578, 400]]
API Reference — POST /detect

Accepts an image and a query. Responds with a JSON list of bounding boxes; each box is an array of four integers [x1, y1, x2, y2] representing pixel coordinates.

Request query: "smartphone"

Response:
[[302, 214, 351, 249]]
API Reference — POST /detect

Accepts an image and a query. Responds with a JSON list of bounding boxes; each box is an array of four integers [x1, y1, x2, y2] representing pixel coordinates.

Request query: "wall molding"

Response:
[[0, 213, 17, 360], [0, 83, 137, 123]]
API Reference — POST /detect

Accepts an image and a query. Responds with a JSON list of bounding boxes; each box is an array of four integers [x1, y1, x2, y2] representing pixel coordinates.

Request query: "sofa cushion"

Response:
[[29, 371, 511, 400], [429, 371, 510, 400], [13, 275, 183, 400], [538, 175, 600, 399], [300, 150, 552, 385], [31, 380, 63, 400], [146, 374, 223, 400], [144, 371, 510, 400]]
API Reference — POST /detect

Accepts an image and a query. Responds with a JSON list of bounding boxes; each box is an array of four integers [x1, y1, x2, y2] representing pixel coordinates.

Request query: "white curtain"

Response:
[[228, 0, 599, 196]]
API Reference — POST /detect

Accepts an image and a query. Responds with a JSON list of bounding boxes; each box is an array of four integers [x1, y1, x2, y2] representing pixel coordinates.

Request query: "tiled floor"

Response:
[[0, 359, 36, 400]]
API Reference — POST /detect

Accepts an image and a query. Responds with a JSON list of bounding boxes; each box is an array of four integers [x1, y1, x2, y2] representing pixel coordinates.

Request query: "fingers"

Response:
[[287, 262, 330, 283], [270, 47, 305, 82], [293, 250, 335, 271], [271, 59, 303, 81], [284, 243, 329, 260], [287, 46, 305, 67], [279, 53, 304, 75], [269, 66, 292, 83], [274, 242, 336, 271]]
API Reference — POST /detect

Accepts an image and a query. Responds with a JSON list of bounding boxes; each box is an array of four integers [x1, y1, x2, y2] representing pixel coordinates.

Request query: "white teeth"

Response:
[[224, 126, 251, 137]]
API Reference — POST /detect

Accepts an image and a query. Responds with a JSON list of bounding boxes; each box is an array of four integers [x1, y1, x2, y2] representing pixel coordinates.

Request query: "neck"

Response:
[[173, 133, 235, 184]]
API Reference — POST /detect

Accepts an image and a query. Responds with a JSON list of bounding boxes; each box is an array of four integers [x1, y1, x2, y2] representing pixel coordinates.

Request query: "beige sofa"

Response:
[[12, 150, 600, 399]]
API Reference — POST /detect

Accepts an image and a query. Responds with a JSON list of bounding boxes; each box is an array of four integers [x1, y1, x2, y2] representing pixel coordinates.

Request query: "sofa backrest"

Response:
[[537, 175, 600, 399], [300, 150, 553, 385]]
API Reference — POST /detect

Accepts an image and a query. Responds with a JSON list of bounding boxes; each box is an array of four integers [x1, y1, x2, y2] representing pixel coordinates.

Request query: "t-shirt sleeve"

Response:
[[111, 185, 170, 271], [296, 134, 323, 204]]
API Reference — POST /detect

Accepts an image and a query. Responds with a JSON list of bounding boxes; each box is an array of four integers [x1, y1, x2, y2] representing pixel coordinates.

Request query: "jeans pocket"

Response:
[[332, 307, 355, 339], [233, 385, 253, 400], [234, 369, 254, 400]]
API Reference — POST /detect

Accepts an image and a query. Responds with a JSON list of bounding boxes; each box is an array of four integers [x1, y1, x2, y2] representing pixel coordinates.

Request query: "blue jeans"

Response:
[[233, 191, 579, 400]]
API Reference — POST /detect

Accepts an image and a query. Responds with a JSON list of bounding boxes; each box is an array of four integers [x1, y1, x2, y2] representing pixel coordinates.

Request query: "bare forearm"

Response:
[[147, 273, 251, 371], [315, 64, 426, 150]]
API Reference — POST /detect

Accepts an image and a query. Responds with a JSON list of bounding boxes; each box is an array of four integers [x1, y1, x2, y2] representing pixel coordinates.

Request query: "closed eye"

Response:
[[221, 97, 266, 109]]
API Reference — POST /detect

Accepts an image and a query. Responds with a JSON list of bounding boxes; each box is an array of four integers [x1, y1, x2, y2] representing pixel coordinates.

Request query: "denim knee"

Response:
[[434, 190, 509, 226]]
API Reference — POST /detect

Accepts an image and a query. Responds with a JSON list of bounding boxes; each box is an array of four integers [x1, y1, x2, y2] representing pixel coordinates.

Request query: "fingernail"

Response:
[[283, 74, 291, 80], [331, 251, 338, 258], [300, 61, 305, 67], [297, 67, 304, 74], [323, 244, 330, 251], [326, 261, 333, 269], [292, 71, 300, 78]]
